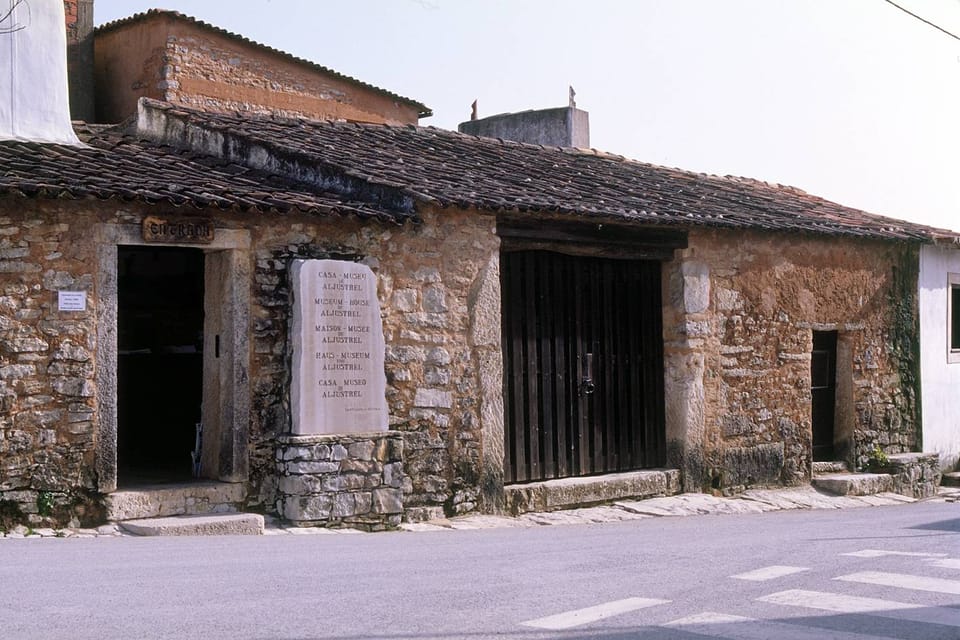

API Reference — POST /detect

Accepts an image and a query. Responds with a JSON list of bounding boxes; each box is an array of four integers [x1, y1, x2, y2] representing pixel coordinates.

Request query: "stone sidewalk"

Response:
[[3, 485, 958, 538]]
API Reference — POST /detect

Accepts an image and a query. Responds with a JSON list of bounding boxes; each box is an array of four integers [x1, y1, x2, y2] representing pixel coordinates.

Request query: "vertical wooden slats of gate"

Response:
[[502, 250, 666, 484], [550, 257, 569, 479]]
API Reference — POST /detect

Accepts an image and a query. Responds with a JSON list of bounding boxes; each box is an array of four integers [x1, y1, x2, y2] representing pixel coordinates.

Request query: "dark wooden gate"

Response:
[[501, 250, 666, 484]]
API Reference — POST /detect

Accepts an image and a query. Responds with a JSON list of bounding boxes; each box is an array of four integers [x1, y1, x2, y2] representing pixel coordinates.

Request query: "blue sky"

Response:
[[95, 1, 960, 229]]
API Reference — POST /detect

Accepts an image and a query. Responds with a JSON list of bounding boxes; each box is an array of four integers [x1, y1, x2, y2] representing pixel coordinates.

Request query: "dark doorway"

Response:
[[501, 250, 665, 484], [117, 246, 204, 486], [811, 330, 838, 462]]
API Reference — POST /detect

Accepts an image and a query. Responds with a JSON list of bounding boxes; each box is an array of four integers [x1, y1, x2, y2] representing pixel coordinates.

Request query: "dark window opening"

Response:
[[951, 284, 960, 352]]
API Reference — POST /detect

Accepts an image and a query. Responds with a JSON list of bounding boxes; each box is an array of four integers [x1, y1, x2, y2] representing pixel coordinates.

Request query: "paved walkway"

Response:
[[3, 485, 957, 538]]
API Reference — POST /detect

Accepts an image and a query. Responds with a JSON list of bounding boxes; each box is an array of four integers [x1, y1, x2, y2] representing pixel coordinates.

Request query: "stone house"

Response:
[[0, 1, 955, 528]]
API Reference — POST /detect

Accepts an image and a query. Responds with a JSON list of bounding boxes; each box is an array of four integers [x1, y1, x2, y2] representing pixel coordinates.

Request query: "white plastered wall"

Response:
[[919, 244, 960, 470], [0, 0, 80, 144]]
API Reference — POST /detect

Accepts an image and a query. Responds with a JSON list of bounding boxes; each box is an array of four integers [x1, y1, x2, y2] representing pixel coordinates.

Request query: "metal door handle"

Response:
[[580, 352, 595, 396]]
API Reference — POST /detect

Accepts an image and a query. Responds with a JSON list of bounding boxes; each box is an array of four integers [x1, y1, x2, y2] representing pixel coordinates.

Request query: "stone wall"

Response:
[[94, 15, 422, 125], [0, 199, 101, 527], [885, 452, 941, 499], [664, 229, 920, 493], [247, 206, 501, 520], [276, 431, 405, 530]]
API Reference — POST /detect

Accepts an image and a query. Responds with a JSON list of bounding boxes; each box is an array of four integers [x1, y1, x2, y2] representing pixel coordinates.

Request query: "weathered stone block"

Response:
[[414, 388, 452, 408], [347, 440, 375, 461], [383, 462, 404, 488], [719, 443, 785, 487], [371, 487, 403, 514], [283, 495, 332, 521], [340, 458, 379, 474], [285, 460, 339, 475]]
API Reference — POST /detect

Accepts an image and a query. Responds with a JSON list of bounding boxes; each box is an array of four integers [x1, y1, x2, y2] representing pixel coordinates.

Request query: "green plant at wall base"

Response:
[[867, 445, 889, 471], [36, 491, 55, 517]]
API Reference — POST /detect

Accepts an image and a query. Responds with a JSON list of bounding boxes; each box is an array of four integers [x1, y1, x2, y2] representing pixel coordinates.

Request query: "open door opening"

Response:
[[811, 330, 838, 462], [117, 246, 204, 486]]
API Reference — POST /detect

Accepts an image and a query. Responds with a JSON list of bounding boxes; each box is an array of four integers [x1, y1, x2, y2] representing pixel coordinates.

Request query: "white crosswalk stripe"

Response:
[[518, 597, 669, 630], [664, 610, 888, 640], [758, 588, 960, 628], [731, 565, 808, 581], [926, 558, 960, 570], [836, 570, 960, 595], [841, 549, 947, 558]]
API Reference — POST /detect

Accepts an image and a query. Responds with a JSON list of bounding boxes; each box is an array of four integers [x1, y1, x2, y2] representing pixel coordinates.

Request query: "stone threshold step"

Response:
[[505, 469, 681, 515], [811, 472, 894, 496], [942, 471, 960, 487], [812, 460, 849, 474], [106, 481, 245, 521], [120, 514, 264, 537]]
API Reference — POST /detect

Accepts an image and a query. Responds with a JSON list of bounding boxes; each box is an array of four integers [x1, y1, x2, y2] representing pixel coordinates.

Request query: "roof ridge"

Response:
[[95, 9, 431, 118]]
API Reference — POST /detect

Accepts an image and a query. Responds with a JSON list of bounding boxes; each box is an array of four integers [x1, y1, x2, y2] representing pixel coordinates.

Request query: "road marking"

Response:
[[732, 565, 809, 581], [759, 589, 960, 628], [836, 570, 960, 595], [841, 549, 947, 558], [666, 612, 751, 625], [664, 610, 883, 640], [519, 597, 669, 630], [927, 558, 960, 570]]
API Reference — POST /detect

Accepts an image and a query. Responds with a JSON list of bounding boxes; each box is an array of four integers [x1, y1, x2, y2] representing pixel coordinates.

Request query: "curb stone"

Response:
[[2, 486, 957, 539]]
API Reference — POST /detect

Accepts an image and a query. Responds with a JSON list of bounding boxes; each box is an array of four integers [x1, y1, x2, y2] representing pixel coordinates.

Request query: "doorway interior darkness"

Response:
[[811, 330, 838, 462], [117, 246, 204, 486]]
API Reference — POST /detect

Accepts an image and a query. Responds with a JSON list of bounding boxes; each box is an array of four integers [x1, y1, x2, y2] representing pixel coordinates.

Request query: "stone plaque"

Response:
[[290, 259, 388, 435], [143, 216, 214, 244]]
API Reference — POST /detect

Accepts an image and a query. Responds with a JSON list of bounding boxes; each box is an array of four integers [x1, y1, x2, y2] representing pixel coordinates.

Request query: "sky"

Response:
[[94, 0, 960, 230]]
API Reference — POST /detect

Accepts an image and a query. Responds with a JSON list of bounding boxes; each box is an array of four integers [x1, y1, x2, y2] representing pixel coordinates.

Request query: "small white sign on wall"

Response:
[[57, 291, 86, 312]]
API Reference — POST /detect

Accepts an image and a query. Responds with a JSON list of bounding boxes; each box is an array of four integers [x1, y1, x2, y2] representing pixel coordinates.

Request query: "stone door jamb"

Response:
[[94, 223, 251, 492]]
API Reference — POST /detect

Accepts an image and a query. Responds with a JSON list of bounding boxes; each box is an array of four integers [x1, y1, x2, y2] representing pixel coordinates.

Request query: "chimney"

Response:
[[458, 92, 590, 149], [0, 0, 81, 144], [64, 0, 95, 122]]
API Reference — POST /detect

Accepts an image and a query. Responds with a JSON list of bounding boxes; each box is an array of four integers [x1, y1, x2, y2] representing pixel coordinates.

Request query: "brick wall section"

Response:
[[94, 15, 421, 125], [664, 228, 920, 492], [0, 199, 100, 526]]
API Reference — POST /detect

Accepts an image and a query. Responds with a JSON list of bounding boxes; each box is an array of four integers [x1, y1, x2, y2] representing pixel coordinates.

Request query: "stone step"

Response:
[[812, 460, 849, 474], [811, 473, 894, 496], [504, 469, 681, 515], [941, 471, 960, 487], [105, 481, 245, 521], [119, 513, 264, 537]]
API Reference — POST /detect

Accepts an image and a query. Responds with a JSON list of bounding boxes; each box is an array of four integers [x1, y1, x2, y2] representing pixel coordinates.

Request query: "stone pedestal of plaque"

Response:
[[290, 259, 387, 434]]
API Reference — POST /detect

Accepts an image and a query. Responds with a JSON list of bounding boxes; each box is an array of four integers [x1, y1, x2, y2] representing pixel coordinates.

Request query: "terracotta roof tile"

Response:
[[142, 100, 959, 243], [0, 125, 408, 222]]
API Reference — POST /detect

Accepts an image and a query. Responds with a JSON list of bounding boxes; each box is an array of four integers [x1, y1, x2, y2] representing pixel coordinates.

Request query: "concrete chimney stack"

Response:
[[458, 98, 590, 149], [0, 0, 81, 144]]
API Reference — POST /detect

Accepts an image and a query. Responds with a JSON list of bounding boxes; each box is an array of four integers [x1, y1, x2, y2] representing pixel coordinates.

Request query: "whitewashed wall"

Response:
[[919, 244, 960, 470]]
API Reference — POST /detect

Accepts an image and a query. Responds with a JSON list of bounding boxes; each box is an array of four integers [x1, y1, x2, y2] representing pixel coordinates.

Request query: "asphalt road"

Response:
[[1, 501, 958, 639]]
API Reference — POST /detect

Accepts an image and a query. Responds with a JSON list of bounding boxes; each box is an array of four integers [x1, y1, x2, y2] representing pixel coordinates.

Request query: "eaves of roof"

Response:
[[133, 99, 960, 245], [0, 124, 411, 223]]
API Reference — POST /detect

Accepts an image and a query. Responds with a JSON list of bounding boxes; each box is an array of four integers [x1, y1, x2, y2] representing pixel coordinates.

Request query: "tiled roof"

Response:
[[95, 10, 432, 119], [140, 100, 959, 243], [0, 125, 407, 222]]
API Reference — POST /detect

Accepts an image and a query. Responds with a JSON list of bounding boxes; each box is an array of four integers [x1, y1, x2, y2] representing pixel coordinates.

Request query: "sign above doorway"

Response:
[[142, 216, 214, 244]]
